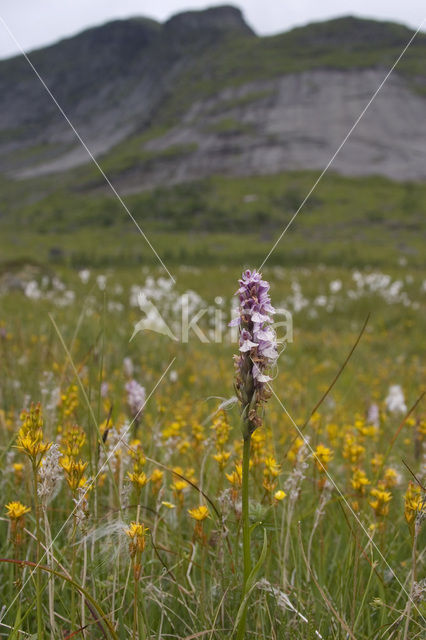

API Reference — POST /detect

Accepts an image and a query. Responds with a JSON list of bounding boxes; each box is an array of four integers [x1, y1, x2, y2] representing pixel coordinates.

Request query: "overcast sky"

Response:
[[0, 1, 425, 59]]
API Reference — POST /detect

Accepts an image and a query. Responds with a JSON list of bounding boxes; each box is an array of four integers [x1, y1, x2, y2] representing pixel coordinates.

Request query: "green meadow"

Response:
[[0, 163, 425, 639]]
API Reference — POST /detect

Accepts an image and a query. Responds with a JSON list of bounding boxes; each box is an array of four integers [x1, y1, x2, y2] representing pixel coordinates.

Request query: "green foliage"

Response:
[[3, 172, 425, 269], [203, 117, 254, 135], [0, 261, 424, 638], [204, 89, 274, 116], [79, 137, 198, 186]]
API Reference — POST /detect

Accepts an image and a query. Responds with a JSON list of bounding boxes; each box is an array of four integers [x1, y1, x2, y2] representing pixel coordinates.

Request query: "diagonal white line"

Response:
[[2, 356, 176, 623], [259, 17, 426, 271], [267, 382, 426, 623], [0, 15, 176, 284]]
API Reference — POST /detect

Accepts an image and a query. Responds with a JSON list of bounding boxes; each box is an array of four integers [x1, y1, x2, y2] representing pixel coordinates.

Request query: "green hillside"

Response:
[[0, 12, 425, 271], [1, 171, 425, 270]]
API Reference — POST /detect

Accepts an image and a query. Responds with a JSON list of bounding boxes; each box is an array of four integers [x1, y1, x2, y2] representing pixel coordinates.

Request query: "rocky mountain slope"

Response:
[[0, 5, 426, 193]]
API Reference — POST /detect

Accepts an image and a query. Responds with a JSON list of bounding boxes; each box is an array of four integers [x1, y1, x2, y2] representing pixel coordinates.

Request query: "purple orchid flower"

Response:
[[231, 269, 278, 435]]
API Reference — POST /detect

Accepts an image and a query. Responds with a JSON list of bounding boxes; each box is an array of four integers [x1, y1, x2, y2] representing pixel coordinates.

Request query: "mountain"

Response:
[[0, 6, 254, 178], [0, 5, 426, 206]]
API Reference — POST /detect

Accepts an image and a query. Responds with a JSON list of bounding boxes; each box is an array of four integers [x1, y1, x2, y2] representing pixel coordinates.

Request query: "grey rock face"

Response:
[[111, 69, 426, 190], [165, 5, 255, 38], [0, 7, 254, 179], [0, 10, 425, 189]]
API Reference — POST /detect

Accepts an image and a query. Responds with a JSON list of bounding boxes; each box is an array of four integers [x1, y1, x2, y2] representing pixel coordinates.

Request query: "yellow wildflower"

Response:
[[251, 430, 266, 465], [404, 482, 424, 531], [130, 442, 146, 468], [60, 424, 85, 457], [371, 453, 384, 474], [128, 470, 149, 490], [274, 490, 286, 501], [188, 505, 210, 521], [355, 418, 377, 439], [151, 468, 164, 493], [184, 468, 197, 483], [287, 437, 304, 463], [16, 403, 51, 465], [178, 440, 191, 454], [264, 456, 281, 477], [12, 463, 24, 482], [263, 475, 277, 493], [326, 423, 340, 446], [151, 469, 163, 484], [171, 471, 189, 506], [5, 501, 30, 546], [59, 384, 79, 419], [60, 456, 88, 491], [162, 420, 182, 439], [383, 468, 399, 489], [211, 411, 230, 447], [313, 444, 333, 472], [126, 522, 149, 554], [351, 468, 370, 494], [171, 479, 187, 492], [369, 488, 392, 517], [226, 463, 242, 487], [5, 501, 31, 519], [311, 411, 321, 430], [213, 451, 231, 469], [97, 473, 107, 488], [191, 420, 205, 446], [343, 435, 365, 464]]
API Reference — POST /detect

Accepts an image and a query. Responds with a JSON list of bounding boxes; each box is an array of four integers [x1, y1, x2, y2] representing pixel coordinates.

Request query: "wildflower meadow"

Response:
[[0, 261, 425, 639], [1, 1, 426, 637]]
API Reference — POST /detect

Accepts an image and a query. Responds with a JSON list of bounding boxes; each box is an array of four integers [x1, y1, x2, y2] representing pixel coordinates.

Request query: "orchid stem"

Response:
[[236, 431, 252, 639], [242, 434, 252, 585]]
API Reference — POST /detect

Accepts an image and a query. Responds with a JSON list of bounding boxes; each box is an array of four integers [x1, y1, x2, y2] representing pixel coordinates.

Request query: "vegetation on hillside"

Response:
[[0, 263, 424, 638], [1, 171, 424, 270]]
